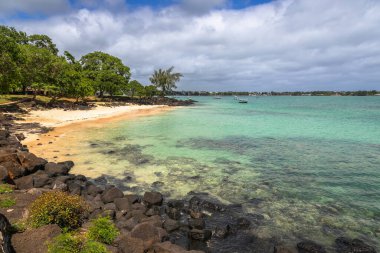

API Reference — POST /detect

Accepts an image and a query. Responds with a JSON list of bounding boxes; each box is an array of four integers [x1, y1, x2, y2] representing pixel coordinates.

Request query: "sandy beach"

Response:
[[20, 104, 174, 163]]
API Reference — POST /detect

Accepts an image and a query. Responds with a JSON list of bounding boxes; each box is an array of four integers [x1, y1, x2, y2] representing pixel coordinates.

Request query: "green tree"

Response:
[[28, 34, 59, 55], [124, 80, 143, 98], [149, 66, 182, 96], [144, 85, 157, 98], [80, 51, 130, 98], [0, 26, 24, 94]]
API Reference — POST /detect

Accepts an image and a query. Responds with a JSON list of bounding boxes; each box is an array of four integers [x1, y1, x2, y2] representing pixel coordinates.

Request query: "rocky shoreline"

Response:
[[0, 103, 378, 253]]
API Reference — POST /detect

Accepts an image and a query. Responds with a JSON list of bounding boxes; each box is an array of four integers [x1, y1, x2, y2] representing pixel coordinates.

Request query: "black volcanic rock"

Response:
[[335, 237, 377, 253]]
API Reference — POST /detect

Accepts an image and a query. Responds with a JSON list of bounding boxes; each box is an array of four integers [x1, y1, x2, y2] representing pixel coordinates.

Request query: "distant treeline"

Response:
[[0, 26, 182, 102], [170, 90, 379, 96]]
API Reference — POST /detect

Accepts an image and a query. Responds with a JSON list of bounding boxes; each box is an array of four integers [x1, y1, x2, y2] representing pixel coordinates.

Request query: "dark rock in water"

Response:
[[94, 175, 107, 185], [151, 181, 164, 188], [236, 217, 251, 229], [125, 194, 139, 204], [214, 225, 230, 239], [86, 184, 103, 196], [189, 218, 205, 230], [166, 207, 181, 220], [101, 187, 124, 204], [274, 246, 297, 253], [164, 218, 180, 232], [75, 174, 87, 181], [58, 160, 74, 169], [189, 195, 225, 212], [297, 241, 327, 253], [335, 237, 377, 253], [168, 200, 185, 209], [143, 191, 163, 206], [114, 197, 132, 212], [189, 229, 212, 241], [44, 162, 70, 176], [14, 175, 34, 189]]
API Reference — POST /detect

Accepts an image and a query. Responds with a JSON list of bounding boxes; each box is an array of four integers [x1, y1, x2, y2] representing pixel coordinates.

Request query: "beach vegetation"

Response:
[[0, 196, 16, 208], [149, 66, 182, 96], [47, 233, 108, 253], [88, 217, 119, 245], [0, 184, 13, 194], [28, 191, 88, 229]]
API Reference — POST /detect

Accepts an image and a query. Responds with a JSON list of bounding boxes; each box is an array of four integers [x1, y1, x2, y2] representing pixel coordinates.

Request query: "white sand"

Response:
[[21, 104, 167, 128]]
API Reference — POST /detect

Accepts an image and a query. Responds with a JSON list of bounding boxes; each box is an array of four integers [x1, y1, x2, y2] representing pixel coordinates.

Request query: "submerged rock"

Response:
[[297, 241, 327, 253], [143, 192, 163, 206], [335, 237, 377, 253]]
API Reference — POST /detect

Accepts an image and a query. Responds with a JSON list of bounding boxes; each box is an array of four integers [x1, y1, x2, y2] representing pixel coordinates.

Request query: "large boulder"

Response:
[[143, 192, 163, 206], [131, 222, 167, 246], [14, 175, 34, 190], [297, 241, 327, 253], [16, 151, 46, 174], [117, 235, 145, 253], [0, 213, 14, 253], [114, 197, 133, 211], [101, 187, 124, 204], [44, 162, 70, 176], [335, 237, 377, 253], [12, 224, 61, 253], [32, 170, 51, 188], [151, 241, 204, 253]]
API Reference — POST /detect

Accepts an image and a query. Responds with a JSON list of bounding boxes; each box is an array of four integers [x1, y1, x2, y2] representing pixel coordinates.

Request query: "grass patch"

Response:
[[29, 191, 88, 230], [0, 184, 14, 194], [11, 221, 27, 233], [88, 217, 119, 245], [0, 196, 16, 208], [47, 233, 109, 253]]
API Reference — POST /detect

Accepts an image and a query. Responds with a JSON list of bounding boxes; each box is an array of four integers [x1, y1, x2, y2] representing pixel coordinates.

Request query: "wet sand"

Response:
[[22, 105, 175, 169]]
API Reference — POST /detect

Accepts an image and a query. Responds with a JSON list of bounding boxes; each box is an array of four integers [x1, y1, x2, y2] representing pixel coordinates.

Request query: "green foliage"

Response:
[[144, 85, 157, 98], [80, 51, 130, 97], [28, 191, 88, 229], [0, 184, 13, 194], [47, 233, 108, 253], [149, 66, 182, 96], [11, 221, 27, 233], [0, 196, 16, 208], [88, 217, 119, 245]]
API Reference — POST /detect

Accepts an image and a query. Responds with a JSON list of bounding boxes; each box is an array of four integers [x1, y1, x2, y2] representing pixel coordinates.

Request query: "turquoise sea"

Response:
[[66, 96, 380, 249]]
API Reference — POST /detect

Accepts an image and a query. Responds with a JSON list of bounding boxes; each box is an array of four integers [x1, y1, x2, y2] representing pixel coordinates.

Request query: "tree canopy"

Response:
[[0, 25, 178, 101]]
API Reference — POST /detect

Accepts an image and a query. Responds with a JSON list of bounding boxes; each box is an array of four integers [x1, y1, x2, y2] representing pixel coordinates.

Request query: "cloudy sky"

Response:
[[2, 0, 380, 91]]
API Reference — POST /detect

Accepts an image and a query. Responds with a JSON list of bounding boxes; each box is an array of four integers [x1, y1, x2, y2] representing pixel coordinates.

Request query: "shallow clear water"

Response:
[[58, 96, 380, 248]]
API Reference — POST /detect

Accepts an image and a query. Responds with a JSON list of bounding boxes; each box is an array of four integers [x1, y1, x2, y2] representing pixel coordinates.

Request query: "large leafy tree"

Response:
[[80, 51, 130, 98], [0, 26, 27, 94], [124, 80, 143, 98], [149, 66, 182, 96]]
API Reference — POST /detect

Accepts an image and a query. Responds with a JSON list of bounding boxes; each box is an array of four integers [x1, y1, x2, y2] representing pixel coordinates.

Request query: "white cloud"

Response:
[[0, 0, 70, 17], [8, 0, 380, 91]]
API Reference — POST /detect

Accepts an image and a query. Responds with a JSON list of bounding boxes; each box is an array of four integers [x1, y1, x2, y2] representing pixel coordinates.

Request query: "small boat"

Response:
[[234, 96, 238, 100], [238, 99, 248, 103], [214, 96, 222, 99]]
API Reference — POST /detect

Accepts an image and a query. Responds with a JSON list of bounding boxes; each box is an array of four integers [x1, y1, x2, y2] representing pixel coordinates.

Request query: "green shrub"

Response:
[[88, 217, 119, 245], [29, 191, 88, 229], [11, 221, 27, 233], [0, 196, 16, 208], [47, 233, 108, 253], [0, 184, 13, 194]]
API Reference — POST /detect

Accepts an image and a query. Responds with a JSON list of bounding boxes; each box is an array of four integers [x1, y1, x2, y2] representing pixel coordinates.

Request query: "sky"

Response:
[[1, 0, 380, 91]]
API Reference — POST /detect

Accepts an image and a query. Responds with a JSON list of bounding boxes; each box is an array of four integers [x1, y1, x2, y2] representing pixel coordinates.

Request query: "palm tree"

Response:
[[149, 66, 182, 96]]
